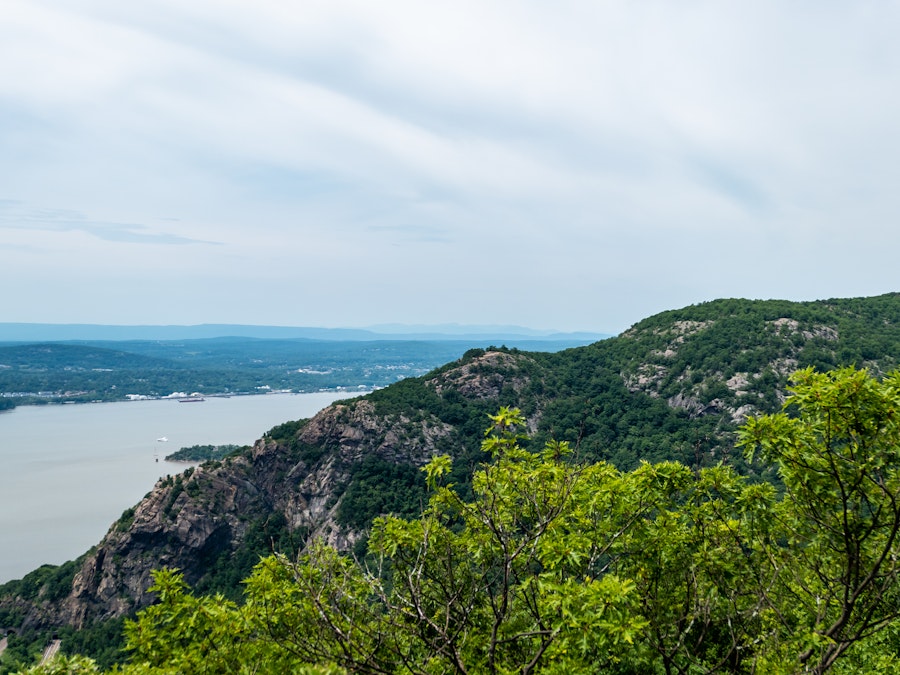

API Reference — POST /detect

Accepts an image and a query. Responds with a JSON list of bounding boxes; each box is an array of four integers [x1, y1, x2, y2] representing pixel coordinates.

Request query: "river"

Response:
[[0, 392, 353, 584]]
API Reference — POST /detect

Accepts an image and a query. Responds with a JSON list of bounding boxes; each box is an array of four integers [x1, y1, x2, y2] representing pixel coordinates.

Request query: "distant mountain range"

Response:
[[0, 323, 611, 343]]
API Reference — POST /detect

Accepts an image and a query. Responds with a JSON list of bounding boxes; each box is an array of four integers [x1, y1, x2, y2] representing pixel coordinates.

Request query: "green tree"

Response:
[[244, 407, 649, 673], [614, 463, 777, 674], [739, 367, 900, 674], [23, 368, 900, 674]]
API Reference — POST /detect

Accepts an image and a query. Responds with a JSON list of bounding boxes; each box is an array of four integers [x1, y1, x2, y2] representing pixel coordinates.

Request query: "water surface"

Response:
[[0, 392, 351, 583]]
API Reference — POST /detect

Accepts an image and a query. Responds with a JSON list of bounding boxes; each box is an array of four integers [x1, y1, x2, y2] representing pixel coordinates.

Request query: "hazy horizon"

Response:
[[0, 320, 611, 343], [3, 3, 899, 333]]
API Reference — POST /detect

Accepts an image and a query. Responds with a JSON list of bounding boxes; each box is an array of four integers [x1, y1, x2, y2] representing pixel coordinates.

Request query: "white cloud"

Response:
[[1, 1, 899, 331]]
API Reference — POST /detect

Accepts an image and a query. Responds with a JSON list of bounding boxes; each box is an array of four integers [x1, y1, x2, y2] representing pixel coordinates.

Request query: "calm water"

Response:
[[0, 392, 351, 583]]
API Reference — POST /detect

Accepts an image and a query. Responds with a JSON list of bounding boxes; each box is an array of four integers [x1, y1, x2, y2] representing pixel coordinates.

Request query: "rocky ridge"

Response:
[[4, 293, 900, 634], [16, 351, 538, 629]]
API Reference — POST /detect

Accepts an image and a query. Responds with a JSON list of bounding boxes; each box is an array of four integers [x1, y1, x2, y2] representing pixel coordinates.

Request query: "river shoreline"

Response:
[[0, 391, 355, 583], [0, 386, 372, 410]]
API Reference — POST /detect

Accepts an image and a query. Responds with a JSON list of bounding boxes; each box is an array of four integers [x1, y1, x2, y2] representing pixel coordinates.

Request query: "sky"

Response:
[[2, 1, 899, 335]]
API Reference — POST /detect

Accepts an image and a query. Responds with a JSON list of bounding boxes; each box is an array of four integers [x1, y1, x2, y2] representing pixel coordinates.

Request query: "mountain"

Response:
[[0, 337, 602, 406], [0, 323, 610, 343], [2, 293, 900, 659]]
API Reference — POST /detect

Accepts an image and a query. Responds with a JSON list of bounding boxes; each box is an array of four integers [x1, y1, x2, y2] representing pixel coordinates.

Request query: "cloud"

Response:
[[0, 201, 218, 246], [1, 2, 900, 331]]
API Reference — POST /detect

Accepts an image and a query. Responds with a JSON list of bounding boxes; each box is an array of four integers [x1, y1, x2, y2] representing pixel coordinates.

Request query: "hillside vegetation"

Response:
[[18, 370, 900, 674], [0, 337, 594, 405], [2, 293, 900, 672]]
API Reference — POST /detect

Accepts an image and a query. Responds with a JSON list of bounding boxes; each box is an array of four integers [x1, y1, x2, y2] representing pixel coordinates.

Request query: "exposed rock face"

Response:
[[618, 311, 849, 423], [428, 350, 533, 399], [56, 458, 270, 627], [17, 351, 538, 629], [7, 296, 899, 632], [295, 399, 452, 466], [769, 318, 839, 342], [666, 392, 705, 417]]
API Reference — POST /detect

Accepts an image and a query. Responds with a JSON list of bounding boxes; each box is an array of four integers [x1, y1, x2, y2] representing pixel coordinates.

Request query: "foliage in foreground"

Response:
[[20, 367, 900, 674]]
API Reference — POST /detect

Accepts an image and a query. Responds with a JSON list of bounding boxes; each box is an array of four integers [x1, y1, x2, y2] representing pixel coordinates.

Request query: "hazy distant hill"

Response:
[[2, 293, 899, 667], [0, 322, 610, 343], [0, 335, 604, 405]]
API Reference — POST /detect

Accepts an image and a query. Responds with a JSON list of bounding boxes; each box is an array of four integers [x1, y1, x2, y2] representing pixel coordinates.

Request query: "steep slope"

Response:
[[5, 352, 535, 629], [534, 293, 900, 469], [3, 293, 900, 637]]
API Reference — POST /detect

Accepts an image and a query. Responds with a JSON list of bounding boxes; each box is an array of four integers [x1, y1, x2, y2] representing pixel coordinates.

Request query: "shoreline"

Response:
[[0, 386, 374, 410], [0, 390, 358, 583]]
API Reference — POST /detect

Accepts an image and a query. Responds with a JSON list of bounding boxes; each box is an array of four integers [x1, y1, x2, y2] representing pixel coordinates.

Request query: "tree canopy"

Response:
[[17, 367, 900, 674]]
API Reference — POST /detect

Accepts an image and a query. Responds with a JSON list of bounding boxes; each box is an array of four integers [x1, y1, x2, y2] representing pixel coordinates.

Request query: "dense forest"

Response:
[[0, 336, 595, 406], [3, 293, 900, 673]]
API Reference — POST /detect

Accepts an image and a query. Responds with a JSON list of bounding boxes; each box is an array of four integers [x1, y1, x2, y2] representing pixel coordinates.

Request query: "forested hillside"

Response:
[[0, 336, 595, 405], [2, 293, 900, 673]]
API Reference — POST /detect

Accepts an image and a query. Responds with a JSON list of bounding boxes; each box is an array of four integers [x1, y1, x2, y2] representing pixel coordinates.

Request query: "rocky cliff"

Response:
[[30, 350, 540, 629], [5, 293, 900, 632]]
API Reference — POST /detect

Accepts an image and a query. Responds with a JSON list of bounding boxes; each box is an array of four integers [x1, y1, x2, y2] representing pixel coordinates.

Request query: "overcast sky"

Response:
[[1, 1, 898, 334]]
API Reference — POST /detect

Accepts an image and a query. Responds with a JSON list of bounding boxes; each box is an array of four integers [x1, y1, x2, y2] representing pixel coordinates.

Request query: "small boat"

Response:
[[156, 437, 168, 442]]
